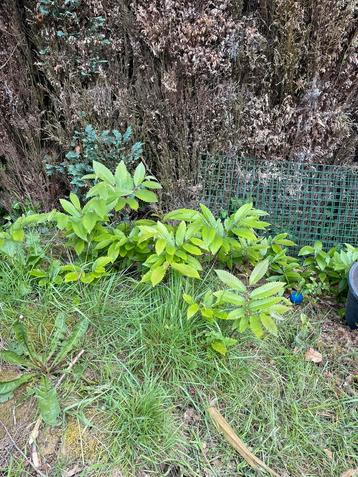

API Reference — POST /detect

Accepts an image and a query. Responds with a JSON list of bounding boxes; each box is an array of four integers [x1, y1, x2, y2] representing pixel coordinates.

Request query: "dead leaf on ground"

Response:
[[304, 347, 323, 363], [323, 448, 333, 460], [183, 407, 200, 425], [62, 465, 82, 477], [208, 406, 281, 477], [340, 470, 358, 477]]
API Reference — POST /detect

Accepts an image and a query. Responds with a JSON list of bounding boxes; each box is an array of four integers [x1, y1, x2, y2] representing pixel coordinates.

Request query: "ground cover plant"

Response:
[[0, 159, 357, 476]]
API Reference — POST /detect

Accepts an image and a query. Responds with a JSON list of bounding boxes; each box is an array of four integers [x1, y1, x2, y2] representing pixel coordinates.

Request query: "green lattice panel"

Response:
[[199, 156, 358, 248]]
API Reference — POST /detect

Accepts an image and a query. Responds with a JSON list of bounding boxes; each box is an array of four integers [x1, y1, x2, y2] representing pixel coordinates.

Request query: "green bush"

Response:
[[46, 125, 143, 193], [183, 259, 291, 354], [1, 158, 357, 356]]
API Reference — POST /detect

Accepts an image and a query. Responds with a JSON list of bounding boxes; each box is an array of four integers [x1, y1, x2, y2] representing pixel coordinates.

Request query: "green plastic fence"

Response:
[[199, 156, 358, 248]]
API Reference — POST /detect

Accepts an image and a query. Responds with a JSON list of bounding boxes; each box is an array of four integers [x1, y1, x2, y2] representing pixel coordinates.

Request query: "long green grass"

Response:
[[0, 266, 357, 476]]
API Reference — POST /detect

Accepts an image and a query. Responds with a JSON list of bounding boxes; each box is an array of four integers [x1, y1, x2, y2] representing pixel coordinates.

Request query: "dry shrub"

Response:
[[0, 0, 356, 208], [0, 0, 56, 209]]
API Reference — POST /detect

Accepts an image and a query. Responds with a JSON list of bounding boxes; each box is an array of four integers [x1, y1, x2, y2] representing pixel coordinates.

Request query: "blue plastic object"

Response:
[[345, 262, 358, 329], [290, 291, 303, 305]]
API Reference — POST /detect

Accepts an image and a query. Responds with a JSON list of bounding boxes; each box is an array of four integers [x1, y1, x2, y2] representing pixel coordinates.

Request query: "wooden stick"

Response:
[[208, 407, 281, 477]]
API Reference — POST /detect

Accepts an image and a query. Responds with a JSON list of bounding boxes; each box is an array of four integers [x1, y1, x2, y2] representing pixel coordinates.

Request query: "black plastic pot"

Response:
[[345, 262, 358, 330]]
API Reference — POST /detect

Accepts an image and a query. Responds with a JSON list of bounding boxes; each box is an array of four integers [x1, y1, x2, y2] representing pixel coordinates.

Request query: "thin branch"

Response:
[[0, 41, 21, 71], [0, 418, 47, 477], [55, 349, 85, 389]]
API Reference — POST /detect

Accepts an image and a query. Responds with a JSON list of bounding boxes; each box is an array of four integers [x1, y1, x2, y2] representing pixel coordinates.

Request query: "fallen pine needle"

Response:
[[208, 406, 281, 477]]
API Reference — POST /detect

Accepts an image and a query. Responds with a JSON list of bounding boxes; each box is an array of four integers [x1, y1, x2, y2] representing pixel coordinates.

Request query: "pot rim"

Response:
[[348, 261, 358, 299]]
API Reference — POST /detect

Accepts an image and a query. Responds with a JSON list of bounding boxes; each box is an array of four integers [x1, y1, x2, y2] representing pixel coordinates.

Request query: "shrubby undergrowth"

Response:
[[0, 160, 356, 356], [0, 158, 357, 437]]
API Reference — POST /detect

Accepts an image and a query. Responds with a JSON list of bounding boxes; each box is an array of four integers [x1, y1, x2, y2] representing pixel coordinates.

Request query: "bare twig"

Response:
[[55, 349, 85, 389], [0, 41, 21, 71], [0, 418, 47, 477]]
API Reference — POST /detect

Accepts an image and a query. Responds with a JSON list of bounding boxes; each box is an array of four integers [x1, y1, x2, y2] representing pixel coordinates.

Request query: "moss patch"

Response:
[[61, 415, 104, 464]]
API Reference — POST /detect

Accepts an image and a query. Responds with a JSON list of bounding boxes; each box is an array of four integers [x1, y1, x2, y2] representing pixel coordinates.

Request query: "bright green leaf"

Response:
[[171, 262, 200, 279], [183, 293, 194, 305], [69, 193, 81, 211], [142, 180, 162, 189], [127, 198, 139, 210], [183, 243, 202, 256], [11, 228, 25, 242], [155, 238, 167, 255], [150, 265, 167, 286], [215, 270, 246, 292], [260, 315, 278, 336], [82, 213, 98, 234], [93, 161, 115, 184], [214, 290, 245, 306], [298, 246, 314, 256], [211, 341, 227, 356], [250, 282, 285, 300], [133, 162, 146, 186], [249, 259, 269, 285], [187, 303, 199, 319], [250, 316, 264, 338], [175, 221, 186, 246], [135, 189, 158, 203], [60, 199, 79, 217], [64, 271, 81, 283]]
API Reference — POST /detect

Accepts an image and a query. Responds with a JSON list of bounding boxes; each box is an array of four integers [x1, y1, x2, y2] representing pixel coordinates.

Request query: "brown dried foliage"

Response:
[[0, 0, 357, 208]]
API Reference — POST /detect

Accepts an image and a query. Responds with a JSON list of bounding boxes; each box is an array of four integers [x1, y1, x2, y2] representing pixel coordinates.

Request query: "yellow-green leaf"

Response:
[[187, 303, 199, 319], [93, 161, 115, 184], [150, 265, 167, 286], [171, 262, 200, 279], [135, 189, 158, 203], [211, 341, 227, 356], [249, 259, 269, 285], [155, 238, 167, 255], [60, 199, 79, 217], [209, 236, 223, 254], [214, 290, 245, 306], [11, 228, 25, 242], [175, 221, 186, 246], [215, 270, 246, 292], [127, 198, 139, 210], [72, 222, 88, 241], [133, 162, 146, 186], [183, 293, 194, 305], [82, 212, 98, 233], [64, 271, 81, 282], [250, 315, 264, 338], [183, 243, 202, 256], [115, 198, 126, 211], [250, 282, 285, 300], [69, 193, 81, 210], [261, 315, 278, 336], [238, 316, 249, 332]]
